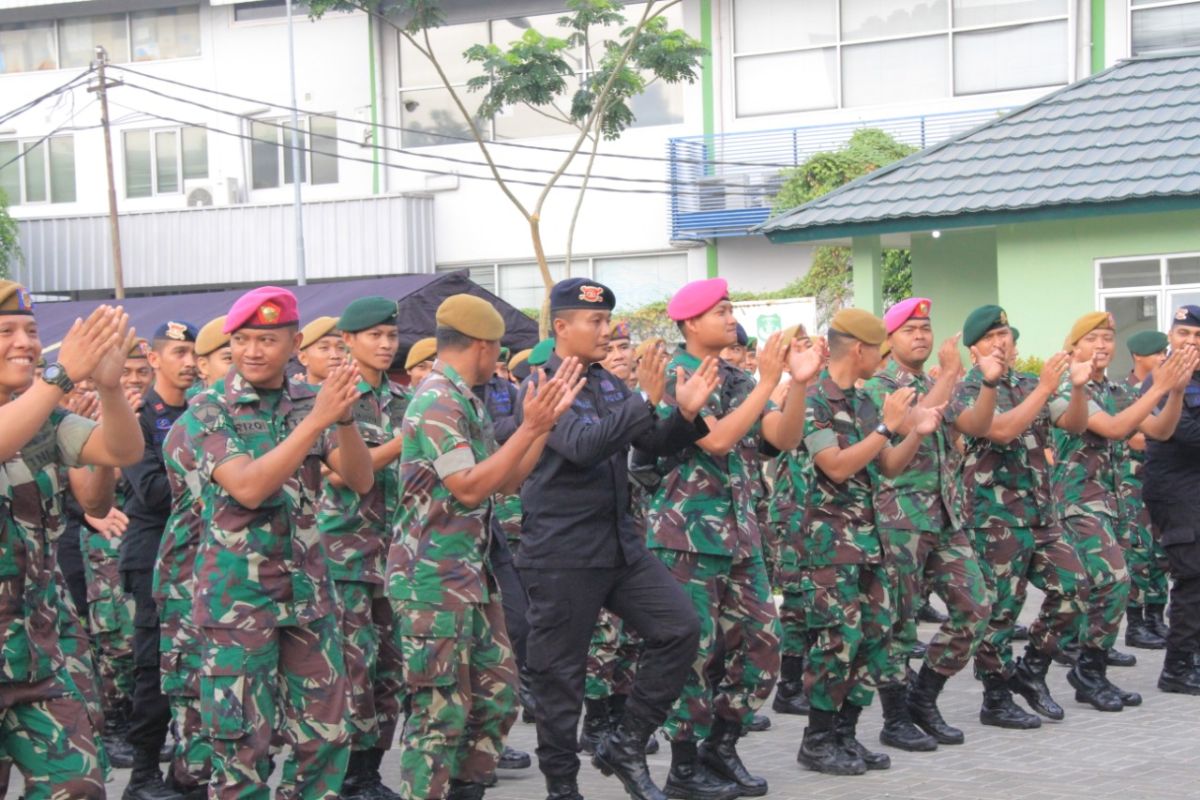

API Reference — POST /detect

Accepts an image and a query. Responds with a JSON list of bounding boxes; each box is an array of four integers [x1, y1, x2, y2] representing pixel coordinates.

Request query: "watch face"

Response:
[[44, 364, 62, 381]]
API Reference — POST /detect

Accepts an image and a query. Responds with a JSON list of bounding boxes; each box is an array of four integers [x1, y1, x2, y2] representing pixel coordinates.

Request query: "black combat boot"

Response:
[[446, 779, 485, 800], [545, 774, 584, 800], [1009, 644, 1065, 720], [796, 709, 866, 776], [360, 747, 403, 799], [101, 713, 135, 770], [1146, 603, 1170, 640], [979, 674, 1041, 729], [663, 740, 739, 800], [1158, 648, 1200, 695], [610, 694, 658, 754], [1105, 647, 1137, 667], [698, 716, 768, 796], [498, 745, 532, 770], [877, 683, 937, 751], [579, 697, 611, 755], [593, 708, 671, 800], [772, 654, 809, 715], [1067, 647, 1124, 711], [835, 703, 890, 770], [745, 712, 771, 732], [1052, 643, 1080, 667], [908, 665, 964, 745], [1012, 623, 1030, 641], [339, 750, 368, 798], [122, 746, 184, 800], [1124, 606, 1166, 649]]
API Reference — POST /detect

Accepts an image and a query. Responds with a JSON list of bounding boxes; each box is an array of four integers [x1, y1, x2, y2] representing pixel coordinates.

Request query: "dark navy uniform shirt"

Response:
[[119, 386, 188, 572], [1143, 371, 1200, 545]]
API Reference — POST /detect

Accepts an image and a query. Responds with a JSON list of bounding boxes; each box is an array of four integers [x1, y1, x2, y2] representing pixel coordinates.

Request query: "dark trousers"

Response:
[[122, 568, 172, 751], [1146, 495, 1200, 653], [520, 555, 700, 778], [494, 556, 529, 670]]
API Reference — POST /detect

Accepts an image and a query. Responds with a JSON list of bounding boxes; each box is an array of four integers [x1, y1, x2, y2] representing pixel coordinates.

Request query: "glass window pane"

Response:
[[1168, 255, 1200, 285], [1104, 294, 1158, 378], [952, 0, 1066, 27], [250, 120, 280, 189], [492, 13, 584, 73], [49, 136, 75, 203], [181, 127, 208, 180], [309, 115, 338, 185], [0, 141, 20, 204], [400, 87, 486, 147], [733, 0, 837, 52], [499, 261, 567, 312], [842, 35, 948, 107], [953, 20, 1066, 95], [594, 254, 688, 309], [629, 81, 684, 128], [400, 22, 488, 87], [1132, 3, 1200, 56], [1100, 259, 1161, 289], [841, 0, 949, 42], [59, 14, 130, 68], [0, 22, 57, 73], [124, 130, 152, 198], [234, 0, 289, 22], [131, 6, 201, 62], [282, 122, 306, 185], [494, 97, 580, 140], [736, 50, 838, 116], [22, 141, 45, 203], [155, 131, 179, 194]]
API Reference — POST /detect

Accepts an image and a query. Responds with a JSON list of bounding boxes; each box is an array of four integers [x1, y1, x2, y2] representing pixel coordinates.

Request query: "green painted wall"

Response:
[[996, 209, 1200, 358], [911, 228, 998, 351]]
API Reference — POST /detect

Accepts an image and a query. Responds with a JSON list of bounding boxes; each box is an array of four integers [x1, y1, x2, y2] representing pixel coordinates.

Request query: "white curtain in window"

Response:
[[842, 35, 948, 107], [953, 20, 1066, 95], [736, 50, 839, 116]]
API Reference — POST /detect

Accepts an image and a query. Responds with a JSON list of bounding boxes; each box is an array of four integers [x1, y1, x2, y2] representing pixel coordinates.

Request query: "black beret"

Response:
[[153, 320, 198, 342], [1172, 305, 1200, 329], [550, 278, 615, 313]]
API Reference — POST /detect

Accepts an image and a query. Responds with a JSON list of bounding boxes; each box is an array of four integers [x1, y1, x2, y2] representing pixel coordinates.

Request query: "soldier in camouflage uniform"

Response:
[[649, 278, 821, 798], [317, 297, 409, 799], [794, 309, 940, 776], [862, 299, 991, 751], [1120, 330, 1172, 649], [297, 317, 347, 385], [385, 294, 578, 800], [156, 316, 232, 798], [182, 286, 374, 800], [1052, 312, 1194, 711], [0, 288, 145, 799], [944, 305, 1093, 731]]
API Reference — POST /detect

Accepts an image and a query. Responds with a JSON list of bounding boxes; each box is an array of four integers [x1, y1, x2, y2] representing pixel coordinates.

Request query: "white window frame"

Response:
[[0, 135, 74, 205], [247, 115, 338, 190], [1095, 251, 1200, 333], [1128, 0, 1200, 56], [726, 0, 1075, 118], [123, 127, 196, 198]]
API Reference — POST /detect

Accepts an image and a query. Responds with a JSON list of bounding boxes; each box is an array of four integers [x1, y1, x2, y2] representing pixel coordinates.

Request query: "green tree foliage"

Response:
[[0, 190, 20, 280]]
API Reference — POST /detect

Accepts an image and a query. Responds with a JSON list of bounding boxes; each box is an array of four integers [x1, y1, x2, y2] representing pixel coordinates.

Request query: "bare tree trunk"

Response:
[[529, 214, 554, 338]]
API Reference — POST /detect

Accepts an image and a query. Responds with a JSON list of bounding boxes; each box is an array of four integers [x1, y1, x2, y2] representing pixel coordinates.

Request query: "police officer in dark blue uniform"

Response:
[[1144, 305, 1200, 695], [514, 278, 719, 800], [119, 320, 198, 800]]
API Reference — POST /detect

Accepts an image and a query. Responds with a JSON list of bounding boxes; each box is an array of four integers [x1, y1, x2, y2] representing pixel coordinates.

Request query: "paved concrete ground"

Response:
[[14, 591, 1200, 799]]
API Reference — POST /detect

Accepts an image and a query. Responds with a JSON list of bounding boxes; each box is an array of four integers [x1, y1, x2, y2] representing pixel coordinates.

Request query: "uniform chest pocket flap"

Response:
[[200, 649, 250, 741], [398, 608, 462, 688]]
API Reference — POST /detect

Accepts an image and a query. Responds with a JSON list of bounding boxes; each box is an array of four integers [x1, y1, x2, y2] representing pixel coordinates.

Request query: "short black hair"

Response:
[[435, 326, 476, 351], [827, 329, 857, 358]]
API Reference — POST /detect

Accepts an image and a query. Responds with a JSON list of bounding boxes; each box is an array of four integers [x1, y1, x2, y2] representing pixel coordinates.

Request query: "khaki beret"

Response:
[[0, 281, 34, 315], [779, 324, 811, 343], [405, 337, 437, 371], [195, 316, 231, 357], [508, 348, 531, 371], [634, 338, 665, 361], [435, 294, 505, 341], [829, 308, 886, 346], [126, 338, 150, 359], [880, 341, 892, 358], [1065, 311, 1114, 348], [300, 316, 340, 350]]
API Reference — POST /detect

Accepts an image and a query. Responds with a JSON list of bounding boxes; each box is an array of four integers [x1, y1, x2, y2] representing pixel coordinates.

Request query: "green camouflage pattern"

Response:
[[168, 692, 211, 792], [81, 522, 134, 720], [766, 448, 811, 588], [646, 350, 775, 559], [387, 362, 498, 608], [584, 610, 639, 701], [183, 371, 339, 629], [335, 580, 405, 751], [862, 362, 960, 531], [778, 590, 809, 660], [395, 598, 517, 799], [493, 493, 522, 544], [1052, 375, 1131, 520], [799, 563, 892, 713], [199, 615, 350, 800], [1118, 373, 1170, 607], [971, 527, 1086, 678], [1061, 514, 1130, 651], [655, 550, 780, 741]]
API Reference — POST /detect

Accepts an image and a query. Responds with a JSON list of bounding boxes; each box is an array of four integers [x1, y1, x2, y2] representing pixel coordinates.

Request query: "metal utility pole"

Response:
[[285, 0, 307, 285], [89, 46, 125, 299]]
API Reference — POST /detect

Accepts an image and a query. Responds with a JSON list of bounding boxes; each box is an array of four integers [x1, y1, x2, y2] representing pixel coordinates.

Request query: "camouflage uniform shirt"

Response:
[[155, 415, 202, 604], [1052, 374, 1134, 520]]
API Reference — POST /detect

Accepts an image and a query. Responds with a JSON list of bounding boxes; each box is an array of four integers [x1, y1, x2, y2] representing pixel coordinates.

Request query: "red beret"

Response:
[[224, 286, 300, 333], [883, 297, 932, 335], [667, 278, 729, 322]]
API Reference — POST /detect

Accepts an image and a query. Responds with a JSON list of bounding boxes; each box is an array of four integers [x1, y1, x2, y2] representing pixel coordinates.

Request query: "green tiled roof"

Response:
[[758, 51, 1200, 243]]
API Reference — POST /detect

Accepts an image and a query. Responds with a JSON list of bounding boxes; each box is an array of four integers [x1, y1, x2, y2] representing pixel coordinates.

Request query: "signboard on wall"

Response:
[[732, 297, 818, 346]]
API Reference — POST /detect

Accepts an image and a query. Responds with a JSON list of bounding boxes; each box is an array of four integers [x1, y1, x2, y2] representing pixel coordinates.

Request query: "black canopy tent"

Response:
[[32, 271, 539, 362]]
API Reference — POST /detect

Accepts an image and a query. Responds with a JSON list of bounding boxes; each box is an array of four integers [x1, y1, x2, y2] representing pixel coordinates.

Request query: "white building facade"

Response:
[[1, 0, 1191, 307]]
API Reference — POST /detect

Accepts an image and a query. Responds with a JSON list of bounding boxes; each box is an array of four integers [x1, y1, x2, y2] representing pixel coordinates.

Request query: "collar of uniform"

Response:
[[818, 368, 849, 401], [431, 359, 473, 398], [672, 345, 702, 371], [225, 368, 314, 406], [883, 359, 927, 389]]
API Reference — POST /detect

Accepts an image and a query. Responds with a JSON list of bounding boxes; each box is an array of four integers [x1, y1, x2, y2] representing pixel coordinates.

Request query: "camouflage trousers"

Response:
[[59, 605, 105, 734], [778, 591, 809, 660], [1122, 505, 1170, 607], [798, 563, 892, 713], [1062, 515, 1130, 651], [82, 541, 135, 717], [584, 610, 640, 701], [880, 527, 990, 683], [335, 580, 405, 751], [0, 671, 105, 800], [159, 597, 210, 791], [654, 550, 780, 741], [199, 614, 351, 800], [395, 598, 517, 800], [970, 526, 1086, 678]]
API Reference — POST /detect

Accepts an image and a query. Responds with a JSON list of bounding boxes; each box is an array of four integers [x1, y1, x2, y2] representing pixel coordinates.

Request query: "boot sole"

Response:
[[771, 700, 810, 716], [664, 784, 742, 800], [698, 754, 769, 797], [592, 752, 671, 800], [1158, 680, 1200, 695], [979, 713, 1041, 730], [878, 733, 938, 752], [796, 753, 866, 776], [913, 721, 965, 745], [1011, 693, 1065, 721], [1125, 639, 1166, 650], [1066, 673, 1124, 712]]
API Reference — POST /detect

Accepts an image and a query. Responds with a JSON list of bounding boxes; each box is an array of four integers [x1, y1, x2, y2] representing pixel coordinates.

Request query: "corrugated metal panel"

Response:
[[14, 194, 436, 294]]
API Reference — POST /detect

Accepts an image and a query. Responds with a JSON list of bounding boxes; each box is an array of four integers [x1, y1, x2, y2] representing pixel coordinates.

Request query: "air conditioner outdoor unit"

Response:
[[185, 177, 240, 207]]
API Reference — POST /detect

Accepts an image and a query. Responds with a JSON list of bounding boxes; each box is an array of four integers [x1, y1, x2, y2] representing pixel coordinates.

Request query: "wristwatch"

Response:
[[874, 422, 894, 440], [41, 363, 75, 395]]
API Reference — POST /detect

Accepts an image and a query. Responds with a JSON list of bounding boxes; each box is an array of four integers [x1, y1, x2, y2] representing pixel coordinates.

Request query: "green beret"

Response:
[[963, 305, 1009, 347], [829, 308, 886, 346], [1128, 330, 1168, 356], [498, 346, 511, 362], [528, 338, 555, 366], [1011, 326, 1020, 343], [436, 294, 505, 341], [339, 296, 398, 333]]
